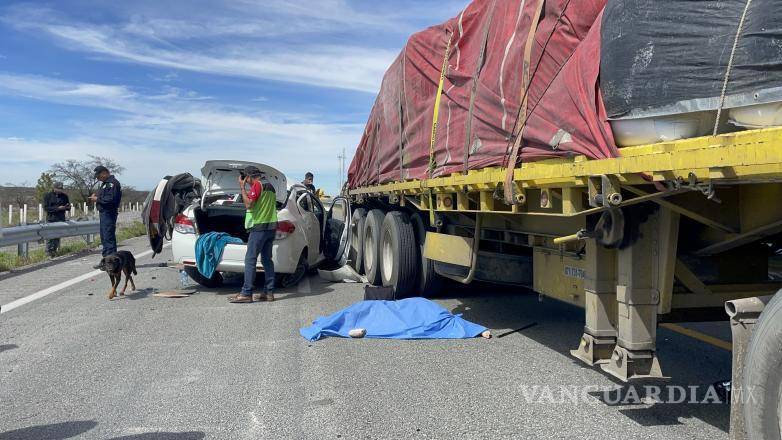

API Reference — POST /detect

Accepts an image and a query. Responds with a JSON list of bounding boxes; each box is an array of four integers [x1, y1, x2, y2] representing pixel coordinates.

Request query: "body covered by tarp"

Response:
[[300, 297, 487, 341], [348, 0, 616, 188], [601, 0, 782, 120], [195, 232, 243, 279]]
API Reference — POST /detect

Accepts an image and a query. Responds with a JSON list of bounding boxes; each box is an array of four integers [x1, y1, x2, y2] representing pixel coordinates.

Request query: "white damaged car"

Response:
[[172, 160, 351, 288]]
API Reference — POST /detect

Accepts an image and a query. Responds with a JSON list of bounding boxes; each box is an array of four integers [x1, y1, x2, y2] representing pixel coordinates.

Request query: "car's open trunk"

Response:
[[194, 204, 250, 243]]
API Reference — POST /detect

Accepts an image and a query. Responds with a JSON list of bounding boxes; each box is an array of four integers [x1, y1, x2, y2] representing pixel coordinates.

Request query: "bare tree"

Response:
[[49, 156, 125, 203]]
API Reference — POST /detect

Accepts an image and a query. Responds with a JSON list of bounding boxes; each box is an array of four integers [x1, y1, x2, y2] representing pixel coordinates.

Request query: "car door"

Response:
[[296, 192, 321, 266], [323, 196, 351, 266]]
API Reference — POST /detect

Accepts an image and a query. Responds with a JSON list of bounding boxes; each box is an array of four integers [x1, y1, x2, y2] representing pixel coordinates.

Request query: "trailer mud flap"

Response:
[[423, 232, 474, 268]]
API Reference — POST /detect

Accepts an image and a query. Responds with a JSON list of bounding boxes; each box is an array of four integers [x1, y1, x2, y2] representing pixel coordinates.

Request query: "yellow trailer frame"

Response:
[[350, 127, 782, 199], [348, 127, 782, 384]]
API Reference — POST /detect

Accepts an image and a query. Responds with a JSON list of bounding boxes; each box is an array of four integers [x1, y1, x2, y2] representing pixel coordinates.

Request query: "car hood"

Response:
[[200, 160, 287, 204]]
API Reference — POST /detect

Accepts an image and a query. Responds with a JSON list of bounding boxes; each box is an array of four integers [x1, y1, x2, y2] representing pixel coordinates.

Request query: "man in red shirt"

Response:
[[229, 165, 277, 303]]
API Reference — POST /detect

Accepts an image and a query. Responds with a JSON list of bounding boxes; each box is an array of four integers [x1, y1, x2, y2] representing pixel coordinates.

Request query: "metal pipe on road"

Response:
[[725, 295, 774, 440]]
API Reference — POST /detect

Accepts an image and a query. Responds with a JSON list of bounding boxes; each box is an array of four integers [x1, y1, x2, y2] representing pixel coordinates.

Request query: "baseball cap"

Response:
[[93, 165, 109, 177]]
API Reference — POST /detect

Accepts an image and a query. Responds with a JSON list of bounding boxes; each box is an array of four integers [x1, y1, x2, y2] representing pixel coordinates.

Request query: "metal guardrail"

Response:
[[0, 220, 99, 256]]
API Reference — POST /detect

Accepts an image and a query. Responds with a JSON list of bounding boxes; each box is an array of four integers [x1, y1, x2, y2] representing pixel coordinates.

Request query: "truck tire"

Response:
[[411, 213, 443, 297], [743, 290, 782, 440], [363, 209, 385, 286], [380, 211, 419, 298], [348, 208, 367, 274], [184, 266, 223, 288]]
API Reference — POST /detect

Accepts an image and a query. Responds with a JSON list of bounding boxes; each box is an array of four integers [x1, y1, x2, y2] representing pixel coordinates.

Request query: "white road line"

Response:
[[0, 244, 171, 314]]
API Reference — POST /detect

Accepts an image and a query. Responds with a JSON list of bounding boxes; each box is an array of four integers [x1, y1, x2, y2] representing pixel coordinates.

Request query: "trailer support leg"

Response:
[[602, 210, 666, 381], [571, 241, 617, 365]]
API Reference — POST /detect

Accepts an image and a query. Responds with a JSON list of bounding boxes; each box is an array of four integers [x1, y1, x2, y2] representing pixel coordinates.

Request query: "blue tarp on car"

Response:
[[300, 297, 487, 341], [195, 232, 243, 278]]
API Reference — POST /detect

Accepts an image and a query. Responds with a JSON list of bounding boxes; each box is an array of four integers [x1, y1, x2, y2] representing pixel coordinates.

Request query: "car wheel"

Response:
[[184, 266, 223, 288], [380, 211, 419, 298], [363, 209, 385, 286], [743, 290, 782, 439], [276, 252, 308, 288], [411, 213, 443, 297], [349, 208, 367, 274]]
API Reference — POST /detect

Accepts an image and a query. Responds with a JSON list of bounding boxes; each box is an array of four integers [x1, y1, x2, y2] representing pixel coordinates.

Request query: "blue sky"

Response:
[[0, 0, 467, 194]]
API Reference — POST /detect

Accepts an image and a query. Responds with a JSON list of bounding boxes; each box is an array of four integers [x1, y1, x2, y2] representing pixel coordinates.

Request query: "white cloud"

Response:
[[2, 3, 402, 93], [0, 73, 358, 193], [0, 73, 136, 112]]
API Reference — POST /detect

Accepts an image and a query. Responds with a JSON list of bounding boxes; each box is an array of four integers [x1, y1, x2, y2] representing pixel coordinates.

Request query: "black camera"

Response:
[[239, 172, 246, 180]]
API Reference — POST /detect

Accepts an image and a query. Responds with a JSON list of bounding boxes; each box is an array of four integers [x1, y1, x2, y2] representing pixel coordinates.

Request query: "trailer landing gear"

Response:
[[573, 207, 678, 382]]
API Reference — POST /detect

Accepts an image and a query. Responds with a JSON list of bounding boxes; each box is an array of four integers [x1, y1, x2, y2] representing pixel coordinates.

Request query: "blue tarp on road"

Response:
[[195, 232, 243, 278], [300, 297, 487, 341]]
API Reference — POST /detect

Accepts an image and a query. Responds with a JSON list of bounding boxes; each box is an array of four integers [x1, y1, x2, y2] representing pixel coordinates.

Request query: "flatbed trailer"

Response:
[[347, 126, 782, 439]]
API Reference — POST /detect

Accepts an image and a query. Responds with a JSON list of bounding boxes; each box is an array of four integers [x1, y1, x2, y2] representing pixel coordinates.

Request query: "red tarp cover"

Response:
[[348, 0, 618, 189]]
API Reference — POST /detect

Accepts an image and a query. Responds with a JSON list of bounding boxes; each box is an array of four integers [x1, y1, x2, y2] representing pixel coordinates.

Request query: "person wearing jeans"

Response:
[[243, 229, 275, 297], [230, 165, 277, 303]]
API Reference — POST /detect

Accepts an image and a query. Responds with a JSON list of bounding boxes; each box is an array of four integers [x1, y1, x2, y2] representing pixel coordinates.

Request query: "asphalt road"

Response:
[[0, 236, 733, 439]]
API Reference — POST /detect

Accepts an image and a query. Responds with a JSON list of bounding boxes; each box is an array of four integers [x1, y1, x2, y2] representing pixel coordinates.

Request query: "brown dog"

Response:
[[100, 251, 137, 300]]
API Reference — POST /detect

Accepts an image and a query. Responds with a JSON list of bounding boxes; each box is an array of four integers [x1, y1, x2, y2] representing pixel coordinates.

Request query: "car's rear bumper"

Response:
[[173, 231, 300, 274]]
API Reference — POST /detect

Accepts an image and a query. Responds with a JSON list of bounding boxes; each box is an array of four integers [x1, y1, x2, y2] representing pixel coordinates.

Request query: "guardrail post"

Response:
[[7, 205, 11, 226], [38, 203, 43, 223], [18, 204, 28, 258]]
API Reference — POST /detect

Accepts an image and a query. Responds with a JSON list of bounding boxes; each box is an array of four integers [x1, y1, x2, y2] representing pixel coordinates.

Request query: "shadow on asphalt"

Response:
[[0, 421, 98, 440], [135, 262, 172, 269], [108, 432, 205, 440], [0, 343, 19, 353], [125, 287, 155, 300], [444, 281, 730, 433], [189, 273, 338, 302], [0, 249, 98, 282], [619, 403, 728, 431]]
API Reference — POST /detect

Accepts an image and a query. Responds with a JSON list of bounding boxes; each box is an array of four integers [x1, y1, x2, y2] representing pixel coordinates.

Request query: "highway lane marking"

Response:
[[660, 323, 733, 351], [0, 244, 171, 314]]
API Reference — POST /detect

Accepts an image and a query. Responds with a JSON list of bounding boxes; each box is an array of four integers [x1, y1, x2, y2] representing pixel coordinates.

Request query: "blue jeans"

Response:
[[241, 229, 275, 295], [99, 211, 118, 256]]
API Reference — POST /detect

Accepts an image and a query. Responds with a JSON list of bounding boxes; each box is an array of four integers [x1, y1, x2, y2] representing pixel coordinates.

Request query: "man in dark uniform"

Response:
[[302, 172, 316, 193], [90, 166, 122, 268], [43, 181, 71, 257]]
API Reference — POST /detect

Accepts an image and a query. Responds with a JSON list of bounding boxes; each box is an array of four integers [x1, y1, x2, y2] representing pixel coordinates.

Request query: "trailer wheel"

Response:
[[411, 213, 442, 297], [380, 211, 419, 298], [348, 208, 367, 274], [743, 290, 782, 440], [363, 209, 385, 286], [184, 266, 223, 288]]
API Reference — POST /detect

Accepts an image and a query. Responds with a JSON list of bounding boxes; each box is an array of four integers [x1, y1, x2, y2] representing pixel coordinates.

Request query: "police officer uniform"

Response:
[[43, 182, 70, 256], [93, 166, 122, 257]]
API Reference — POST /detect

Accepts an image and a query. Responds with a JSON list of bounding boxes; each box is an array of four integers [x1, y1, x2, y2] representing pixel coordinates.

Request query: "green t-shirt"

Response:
[[244, 180, 278, 231]]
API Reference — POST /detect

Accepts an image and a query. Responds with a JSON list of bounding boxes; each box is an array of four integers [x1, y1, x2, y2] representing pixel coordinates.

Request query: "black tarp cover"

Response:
[[601, 0, 782, 120]]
